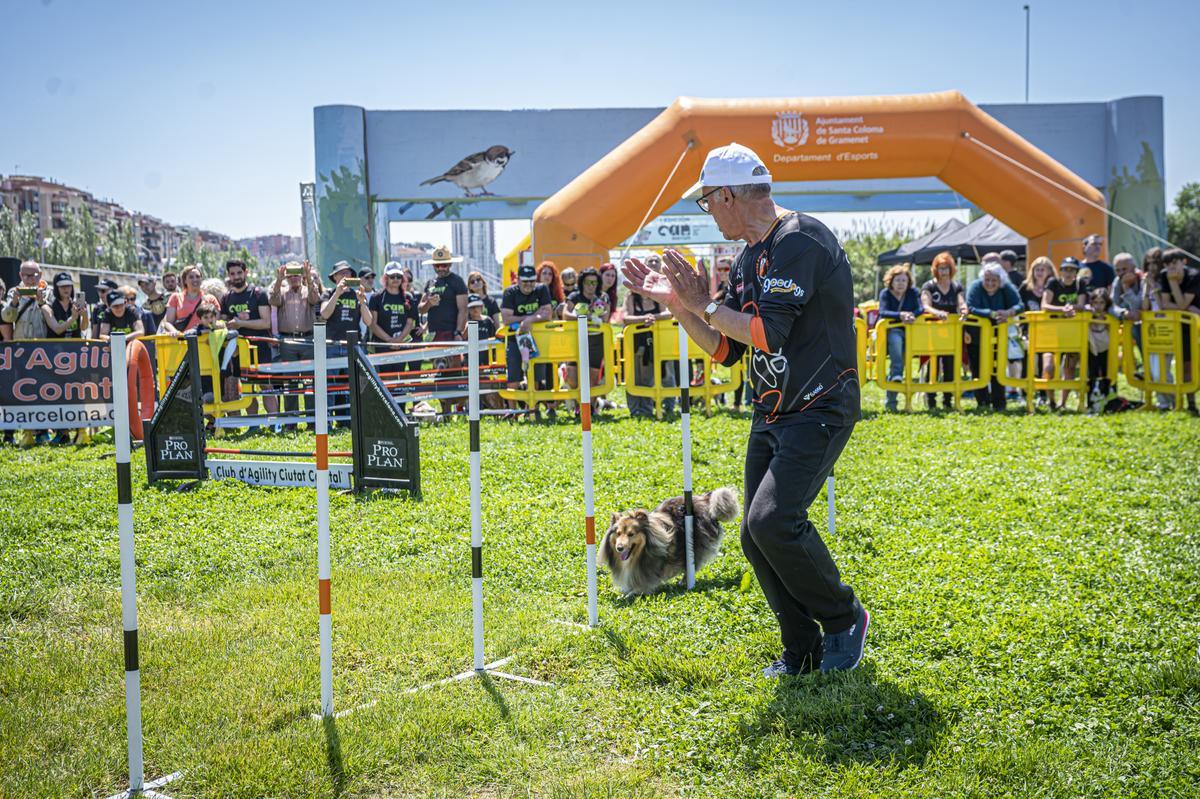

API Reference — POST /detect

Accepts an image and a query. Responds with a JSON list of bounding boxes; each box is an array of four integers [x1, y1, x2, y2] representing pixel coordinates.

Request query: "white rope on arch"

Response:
[[962, 131, 1200, 263], [618, 140, 695, 263]]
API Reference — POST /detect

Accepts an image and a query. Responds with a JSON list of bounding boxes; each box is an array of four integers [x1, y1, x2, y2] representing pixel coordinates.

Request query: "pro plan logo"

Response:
[[771, 111, 809, 150], [762, 277, 805, 299]]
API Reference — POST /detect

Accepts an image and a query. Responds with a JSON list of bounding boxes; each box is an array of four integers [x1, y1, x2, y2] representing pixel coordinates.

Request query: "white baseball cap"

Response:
[[699, 142, 772, 187]]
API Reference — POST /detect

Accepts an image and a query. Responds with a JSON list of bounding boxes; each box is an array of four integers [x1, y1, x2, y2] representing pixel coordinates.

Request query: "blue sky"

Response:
[[2, 0, 1196, 243]]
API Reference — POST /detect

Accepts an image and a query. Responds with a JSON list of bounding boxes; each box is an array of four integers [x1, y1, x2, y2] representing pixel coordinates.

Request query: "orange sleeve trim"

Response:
[[750, 316, 770, 352], [713, 335, 730, 363]]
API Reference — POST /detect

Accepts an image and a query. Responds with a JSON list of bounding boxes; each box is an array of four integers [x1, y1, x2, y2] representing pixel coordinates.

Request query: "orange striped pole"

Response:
[[577, 314, 598, 626], [314, 323, 333, 717]]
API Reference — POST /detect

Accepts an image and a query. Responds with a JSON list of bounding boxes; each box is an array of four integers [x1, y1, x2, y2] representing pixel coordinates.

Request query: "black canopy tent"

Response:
[[876, 214, 1027, 265], [876, 218, 965, 265]]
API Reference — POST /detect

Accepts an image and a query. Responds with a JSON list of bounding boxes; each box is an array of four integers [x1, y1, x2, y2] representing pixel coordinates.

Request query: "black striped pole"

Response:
[[677, 325, 696, 588], [468, 321, 485, 670], [107, 332, 181, 798]]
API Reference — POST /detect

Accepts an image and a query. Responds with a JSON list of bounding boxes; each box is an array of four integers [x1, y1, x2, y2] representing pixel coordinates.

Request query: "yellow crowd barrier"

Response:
[[873, 315, 992, 410], [854, 317, 868, 386], [145, 332, 256, 418], [995, 311, 1119, 412], [496, 321, 615, 407], [1121, 310, 1199, 410], [621, 318, 745, 418]]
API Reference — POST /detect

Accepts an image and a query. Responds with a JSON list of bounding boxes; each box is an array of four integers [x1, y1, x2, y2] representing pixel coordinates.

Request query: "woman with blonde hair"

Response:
[[877, 263, 925, 411], [159, 264, 206, 334], [1020, 256, 1056, 405], [466, 271, 502, 327]]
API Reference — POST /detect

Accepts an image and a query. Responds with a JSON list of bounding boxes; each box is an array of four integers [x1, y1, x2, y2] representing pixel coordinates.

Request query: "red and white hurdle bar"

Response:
[[106, 332, 182, 799]]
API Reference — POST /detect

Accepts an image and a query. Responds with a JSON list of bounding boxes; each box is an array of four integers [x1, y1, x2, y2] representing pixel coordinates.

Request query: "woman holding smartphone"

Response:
[[42, 272, 89, 339]]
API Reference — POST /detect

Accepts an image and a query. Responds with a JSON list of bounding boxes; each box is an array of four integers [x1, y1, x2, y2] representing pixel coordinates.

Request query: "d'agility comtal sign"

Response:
[[0, 339, 114, 429]]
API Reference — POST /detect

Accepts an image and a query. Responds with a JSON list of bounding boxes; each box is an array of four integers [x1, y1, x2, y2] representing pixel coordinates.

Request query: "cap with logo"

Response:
[[1060, 256, 1081, 270], [97, 279, 119, 291], [108, 293, 127, 307], [384, 261, 404, 276], [700, 142, 772, 187], [467, 293, 484, 308], [517, 265, 537, 281], [53, 272, 74, 287], [422, 245, 464, 266], [359, 268, 375, 279]]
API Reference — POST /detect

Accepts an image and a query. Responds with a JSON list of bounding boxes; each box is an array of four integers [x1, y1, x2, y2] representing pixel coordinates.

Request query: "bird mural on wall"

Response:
[[420, 145, 515, 197]]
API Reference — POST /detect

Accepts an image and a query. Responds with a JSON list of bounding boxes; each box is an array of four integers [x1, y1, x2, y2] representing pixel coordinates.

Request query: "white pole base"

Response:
[[105, 770, 182, 799], [317, 655, 551, 720]]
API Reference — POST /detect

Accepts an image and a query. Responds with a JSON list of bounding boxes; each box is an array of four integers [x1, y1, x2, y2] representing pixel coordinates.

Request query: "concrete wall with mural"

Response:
[[313, 96, 1164, 273]]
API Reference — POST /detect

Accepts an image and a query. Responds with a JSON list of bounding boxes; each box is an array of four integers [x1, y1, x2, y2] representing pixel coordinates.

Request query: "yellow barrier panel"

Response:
[[874, 316, 992, 410], [995, 311, 1118, 412], [145, 333, 255, 418], [1121, 310, 1200, 410], [612, 328, 626, 386], [854, 317, 868, 386], [621, 319, 744, 419], [497, 321, 615, 407]]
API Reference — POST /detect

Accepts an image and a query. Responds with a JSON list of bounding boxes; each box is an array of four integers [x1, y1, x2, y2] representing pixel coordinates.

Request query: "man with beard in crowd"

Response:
[[221, 259, 275, 422]]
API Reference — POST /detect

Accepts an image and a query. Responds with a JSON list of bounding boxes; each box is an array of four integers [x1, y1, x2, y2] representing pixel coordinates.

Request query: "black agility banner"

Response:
[[346, 335, 420, 495], [0, 339, 114, 429], [145, 336, 206, 482]]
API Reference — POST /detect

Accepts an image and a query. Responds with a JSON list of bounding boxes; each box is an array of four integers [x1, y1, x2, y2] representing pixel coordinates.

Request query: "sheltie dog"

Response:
[[599, 487, 739, 596]]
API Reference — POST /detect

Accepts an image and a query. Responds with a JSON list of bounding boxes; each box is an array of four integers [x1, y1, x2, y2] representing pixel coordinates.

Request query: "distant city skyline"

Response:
[[4, 0, 1195, 243]]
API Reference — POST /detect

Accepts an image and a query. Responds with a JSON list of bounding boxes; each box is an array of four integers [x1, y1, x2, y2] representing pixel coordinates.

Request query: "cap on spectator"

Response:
[[360, 268, 375, 279], [384, 261, 404, 276], [53, 272, 73, 287], [700, 142, 772, 187], [108, 293, 127, 307], [1060, 256, 1081, 270], [999, 250, 1019, 264], [137, 274, 154, 284], [467, 293, 484, 308], [517, 264, 537, 280], [330, 260, 354, 277], [98, 278, 119, 290]]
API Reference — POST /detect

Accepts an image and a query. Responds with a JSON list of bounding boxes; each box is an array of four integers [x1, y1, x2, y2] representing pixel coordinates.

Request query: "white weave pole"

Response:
[[577, 314, 598, 626], [827, 475, 836, 537], [678, 325, 696, 589], [107, 333, 181, 799], [314, 324, 333, 718], [468, 321, 486, 670]]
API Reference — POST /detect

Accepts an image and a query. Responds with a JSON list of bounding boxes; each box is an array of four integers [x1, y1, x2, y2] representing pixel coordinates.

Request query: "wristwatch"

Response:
[[702, 301, 720, 324]]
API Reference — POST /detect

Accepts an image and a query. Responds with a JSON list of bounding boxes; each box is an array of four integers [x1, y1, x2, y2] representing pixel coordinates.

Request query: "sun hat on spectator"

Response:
[[422, 246, 463, 266], [330, 260, 355, 278]]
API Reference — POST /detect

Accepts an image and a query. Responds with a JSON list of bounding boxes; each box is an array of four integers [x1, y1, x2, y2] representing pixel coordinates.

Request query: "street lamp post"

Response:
[[1023, 5, 1031, 103]]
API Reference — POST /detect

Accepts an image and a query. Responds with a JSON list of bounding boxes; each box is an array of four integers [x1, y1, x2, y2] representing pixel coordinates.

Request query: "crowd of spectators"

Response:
[[872, 236, 1200, 414], [2, 232, 1197, 446]]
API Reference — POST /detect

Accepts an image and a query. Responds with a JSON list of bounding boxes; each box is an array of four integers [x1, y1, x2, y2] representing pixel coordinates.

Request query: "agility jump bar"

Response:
[[247, 340, 499, 376], [203, 447, 352, 459]]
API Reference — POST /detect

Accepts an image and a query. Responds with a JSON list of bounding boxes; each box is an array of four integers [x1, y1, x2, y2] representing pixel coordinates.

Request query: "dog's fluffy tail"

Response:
[[708, 487, 740, 523]]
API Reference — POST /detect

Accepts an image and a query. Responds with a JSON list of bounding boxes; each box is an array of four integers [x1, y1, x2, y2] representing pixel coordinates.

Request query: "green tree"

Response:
[[0, 206, 39, 260], [1167, 182, 1200, 259], [839, 219, 930, 305]]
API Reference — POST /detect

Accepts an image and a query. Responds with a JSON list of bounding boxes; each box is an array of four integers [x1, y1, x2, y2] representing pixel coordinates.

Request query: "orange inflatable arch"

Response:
[[532, 91, 1105, 268]]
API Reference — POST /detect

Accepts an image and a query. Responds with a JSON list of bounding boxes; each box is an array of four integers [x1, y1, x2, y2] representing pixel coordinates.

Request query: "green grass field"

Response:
[[2, 390, 1200, 798]]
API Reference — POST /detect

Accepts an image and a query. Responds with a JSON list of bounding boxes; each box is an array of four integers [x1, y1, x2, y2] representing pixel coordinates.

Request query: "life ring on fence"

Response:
[[125, 339, 155, 441]]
